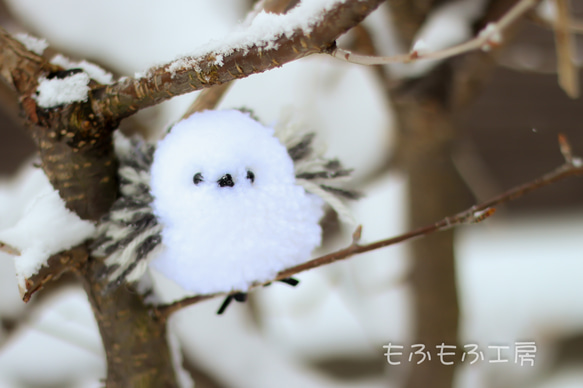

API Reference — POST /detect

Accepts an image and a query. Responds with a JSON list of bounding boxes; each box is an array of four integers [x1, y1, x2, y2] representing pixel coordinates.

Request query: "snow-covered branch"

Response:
[[21, 245, 89, 302], [0, 29, 119, 221], [180, 0, 302, 119], [94, 0, 384, 121], [155, 134, 583, 319], [0, 28, 49, 95], [0, 241, 20, 256]]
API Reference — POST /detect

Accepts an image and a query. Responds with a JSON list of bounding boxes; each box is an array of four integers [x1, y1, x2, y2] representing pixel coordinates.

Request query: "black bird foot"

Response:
[[263, 277, 300, 287], [217, 278, 299, 315], [217, 292, 247, 315], [278, 277, 299, 287]]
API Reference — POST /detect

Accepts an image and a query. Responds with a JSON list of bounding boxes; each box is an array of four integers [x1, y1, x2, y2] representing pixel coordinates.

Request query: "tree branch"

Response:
[[553, 0, 579, 98], [21, 244, 89, 302], [180, 0, 300, 119], [331, 0, 540, 66], [182, 83, 232, 119], [0, 240, 20, 256], [93, 0, 385, 121], [0, 28, 119, 220], [155, 135, 583, 320], [3, 1, 385, 385], [0, 18, 175, 388], [0, 28, 52, 95]]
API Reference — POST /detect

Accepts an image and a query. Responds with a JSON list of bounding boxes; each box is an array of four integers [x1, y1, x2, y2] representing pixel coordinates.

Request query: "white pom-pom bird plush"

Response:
[[92, 110, 356, 311]]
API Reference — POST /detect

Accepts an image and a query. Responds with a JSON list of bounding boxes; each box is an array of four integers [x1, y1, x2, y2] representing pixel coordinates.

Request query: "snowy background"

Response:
[[1, 0, 583, 387]]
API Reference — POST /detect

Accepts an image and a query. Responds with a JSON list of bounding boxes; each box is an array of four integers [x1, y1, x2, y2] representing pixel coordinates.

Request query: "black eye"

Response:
[[246, 170, 255, 183], [193, 173, 203, 185]]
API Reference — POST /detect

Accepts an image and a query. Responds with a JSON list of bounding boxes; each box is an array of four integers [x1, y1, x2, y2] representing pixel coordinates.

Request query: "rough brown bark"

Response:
[[82, 260, 177, 388], [0, 28, 180, 388], [0, 29, 119, 220], [93, 0, 385, 121]]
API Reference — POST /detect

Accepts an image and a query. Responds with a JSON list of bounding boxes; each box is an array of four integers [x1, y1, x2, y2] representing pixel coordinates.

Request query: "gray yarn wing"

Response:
[[91, 136, 162, 291], [284, 131, 360, 222]]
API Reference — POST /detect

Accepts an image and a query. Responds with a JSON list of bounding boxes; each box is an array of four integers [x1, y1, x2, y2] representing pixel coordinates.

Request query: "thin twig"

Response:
[[566, 19, 583, 33], [553, 0, 579, 98], [182, 83, 232, 119], [331, 0, 540, 65], [0, 241, 20, 256], [155, 135, 583, 320], [21, 244, 89, 302]]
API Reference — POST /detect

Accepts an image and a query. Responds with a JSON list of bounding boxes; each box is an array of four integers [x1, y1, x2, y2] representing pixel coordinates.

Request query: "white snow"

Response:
[[166, 58, 200, 77], [453, 213, 583, 387], [411, 39, 429, 54], [34, 72, 90, 108], [478, 23, 502, 51], [536, 0, 557, 24], [392, 0, 488, 78], [4, 0, 247, 76], [0, 167, 95, 291], [50, 54, 113, 84], [0, 257, 24, 325], [13, 32, 48, 55], [417, 0, 487, 49], [0, 287, 105, 387], [149, 110, 324, 294], [167, 331, 194, 388], [256, 173, 411, 359], [162, 290, 388, 388], [160, 0, 353, 77], [458, 215, 583, 342]]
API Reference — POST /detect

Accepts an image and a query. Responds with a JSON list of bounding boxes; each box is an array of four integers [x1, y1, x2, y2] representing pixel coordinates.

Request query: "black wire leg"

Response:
[[278, 277, 299, 287], [217, 292, 248, 315]]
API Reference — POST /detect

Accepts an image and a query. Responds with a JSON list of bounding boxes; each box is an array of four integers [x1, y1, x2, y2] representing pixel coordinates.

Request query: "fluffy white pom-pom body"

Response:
[[148, 110, 324, 294]]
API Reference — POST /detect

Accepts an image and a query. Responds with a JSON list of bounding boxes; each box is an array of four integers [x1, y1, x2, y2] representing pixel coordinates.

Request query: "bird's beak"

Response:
[[217, 174, 235, 188]]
